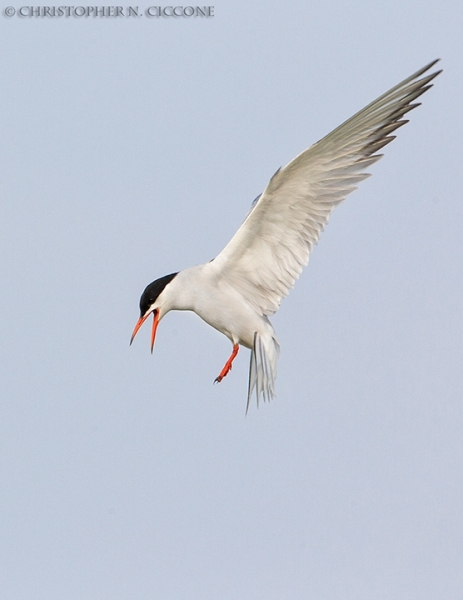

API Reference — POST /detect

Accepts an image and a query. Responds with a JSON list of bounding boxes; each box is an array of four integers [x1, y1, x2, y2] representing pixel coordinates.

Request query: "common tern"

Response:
[[131, 60, 441, 411]]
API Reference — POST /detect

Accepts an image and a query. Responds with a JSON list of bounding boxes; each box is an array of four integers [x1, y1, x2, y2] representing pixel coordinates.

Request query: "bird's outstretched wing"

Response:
[[209, 60, 441, 316]]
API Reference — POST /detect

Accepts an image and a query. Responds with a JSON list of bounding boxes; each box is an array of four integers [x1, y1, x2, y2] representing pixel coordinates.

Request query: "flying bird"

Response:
[[131, 60, 441, 411]]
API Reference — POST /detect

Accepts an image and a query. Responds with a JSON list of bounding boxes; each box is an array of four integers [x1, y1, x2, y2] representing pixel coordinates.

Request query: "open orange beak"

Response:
[[130, 309, 160, 354]]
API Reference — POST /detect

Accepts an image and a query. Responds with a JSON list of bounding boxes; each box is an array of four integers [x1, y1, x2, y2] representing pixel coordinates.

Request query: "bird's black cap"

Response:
[[139, 272, 178, 316]]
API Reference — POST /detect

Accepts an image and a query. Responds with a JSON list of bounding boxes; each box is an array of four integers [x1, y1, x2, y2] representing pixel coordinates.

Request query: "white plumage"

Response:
[[131, 60, 441, 411]]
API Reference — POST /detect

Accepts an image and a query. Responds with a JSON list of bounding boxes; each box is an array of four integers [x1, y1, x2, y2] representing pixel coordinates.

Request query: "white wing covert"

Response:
[[209, 60, 441, 317]]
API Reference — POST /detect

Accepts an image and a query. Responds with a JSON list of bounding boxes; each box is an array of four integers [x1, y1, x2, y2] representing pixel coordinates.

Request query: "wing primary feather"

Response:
[[208, 60, 441, 319]]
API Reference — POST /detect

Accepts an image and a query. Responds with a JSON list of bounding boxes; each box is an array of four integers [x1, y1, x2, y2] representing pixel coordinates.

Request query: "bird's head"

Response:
[[130, 272, 178, 353]]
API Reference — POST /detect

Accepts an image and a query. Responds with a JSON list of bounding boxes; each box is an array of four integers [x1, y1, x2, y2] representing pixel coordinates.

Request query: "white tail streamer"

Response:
[[247, 332, 280, 413]]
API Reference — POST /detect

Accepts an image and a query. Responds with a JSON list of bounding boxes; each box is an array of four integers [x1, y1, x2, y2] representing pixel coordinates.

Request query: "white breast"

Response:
[[161, 264, 274, 348]]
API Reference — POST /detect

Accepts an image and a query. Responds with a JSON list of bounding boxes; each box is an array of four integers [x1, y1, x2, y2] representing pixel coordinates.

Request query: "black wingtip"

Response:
[[420, 58, 441, 74]]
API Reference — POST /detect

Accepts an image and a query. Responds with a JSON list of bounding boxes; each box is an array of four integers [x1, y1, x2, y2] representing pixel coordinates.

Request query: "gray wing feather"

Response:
[[210, 60, 441, 316]]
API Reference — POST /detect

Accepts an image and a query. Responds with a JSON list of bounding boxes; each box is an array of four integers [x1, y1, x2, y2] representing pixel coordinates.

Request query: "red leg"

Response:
[[214, 344, 239, 383]]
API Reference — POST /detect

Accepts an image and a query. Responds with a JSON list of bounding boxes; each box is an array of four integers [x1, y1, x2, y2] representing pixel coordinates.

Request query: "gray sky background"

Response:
[[1, 1, 462, 598]]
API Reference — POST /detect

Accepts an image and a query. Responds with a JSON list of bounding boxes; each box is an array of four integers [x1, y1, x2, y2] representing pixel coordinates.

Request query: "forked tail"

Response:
[[247, 332, 280, 413]]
